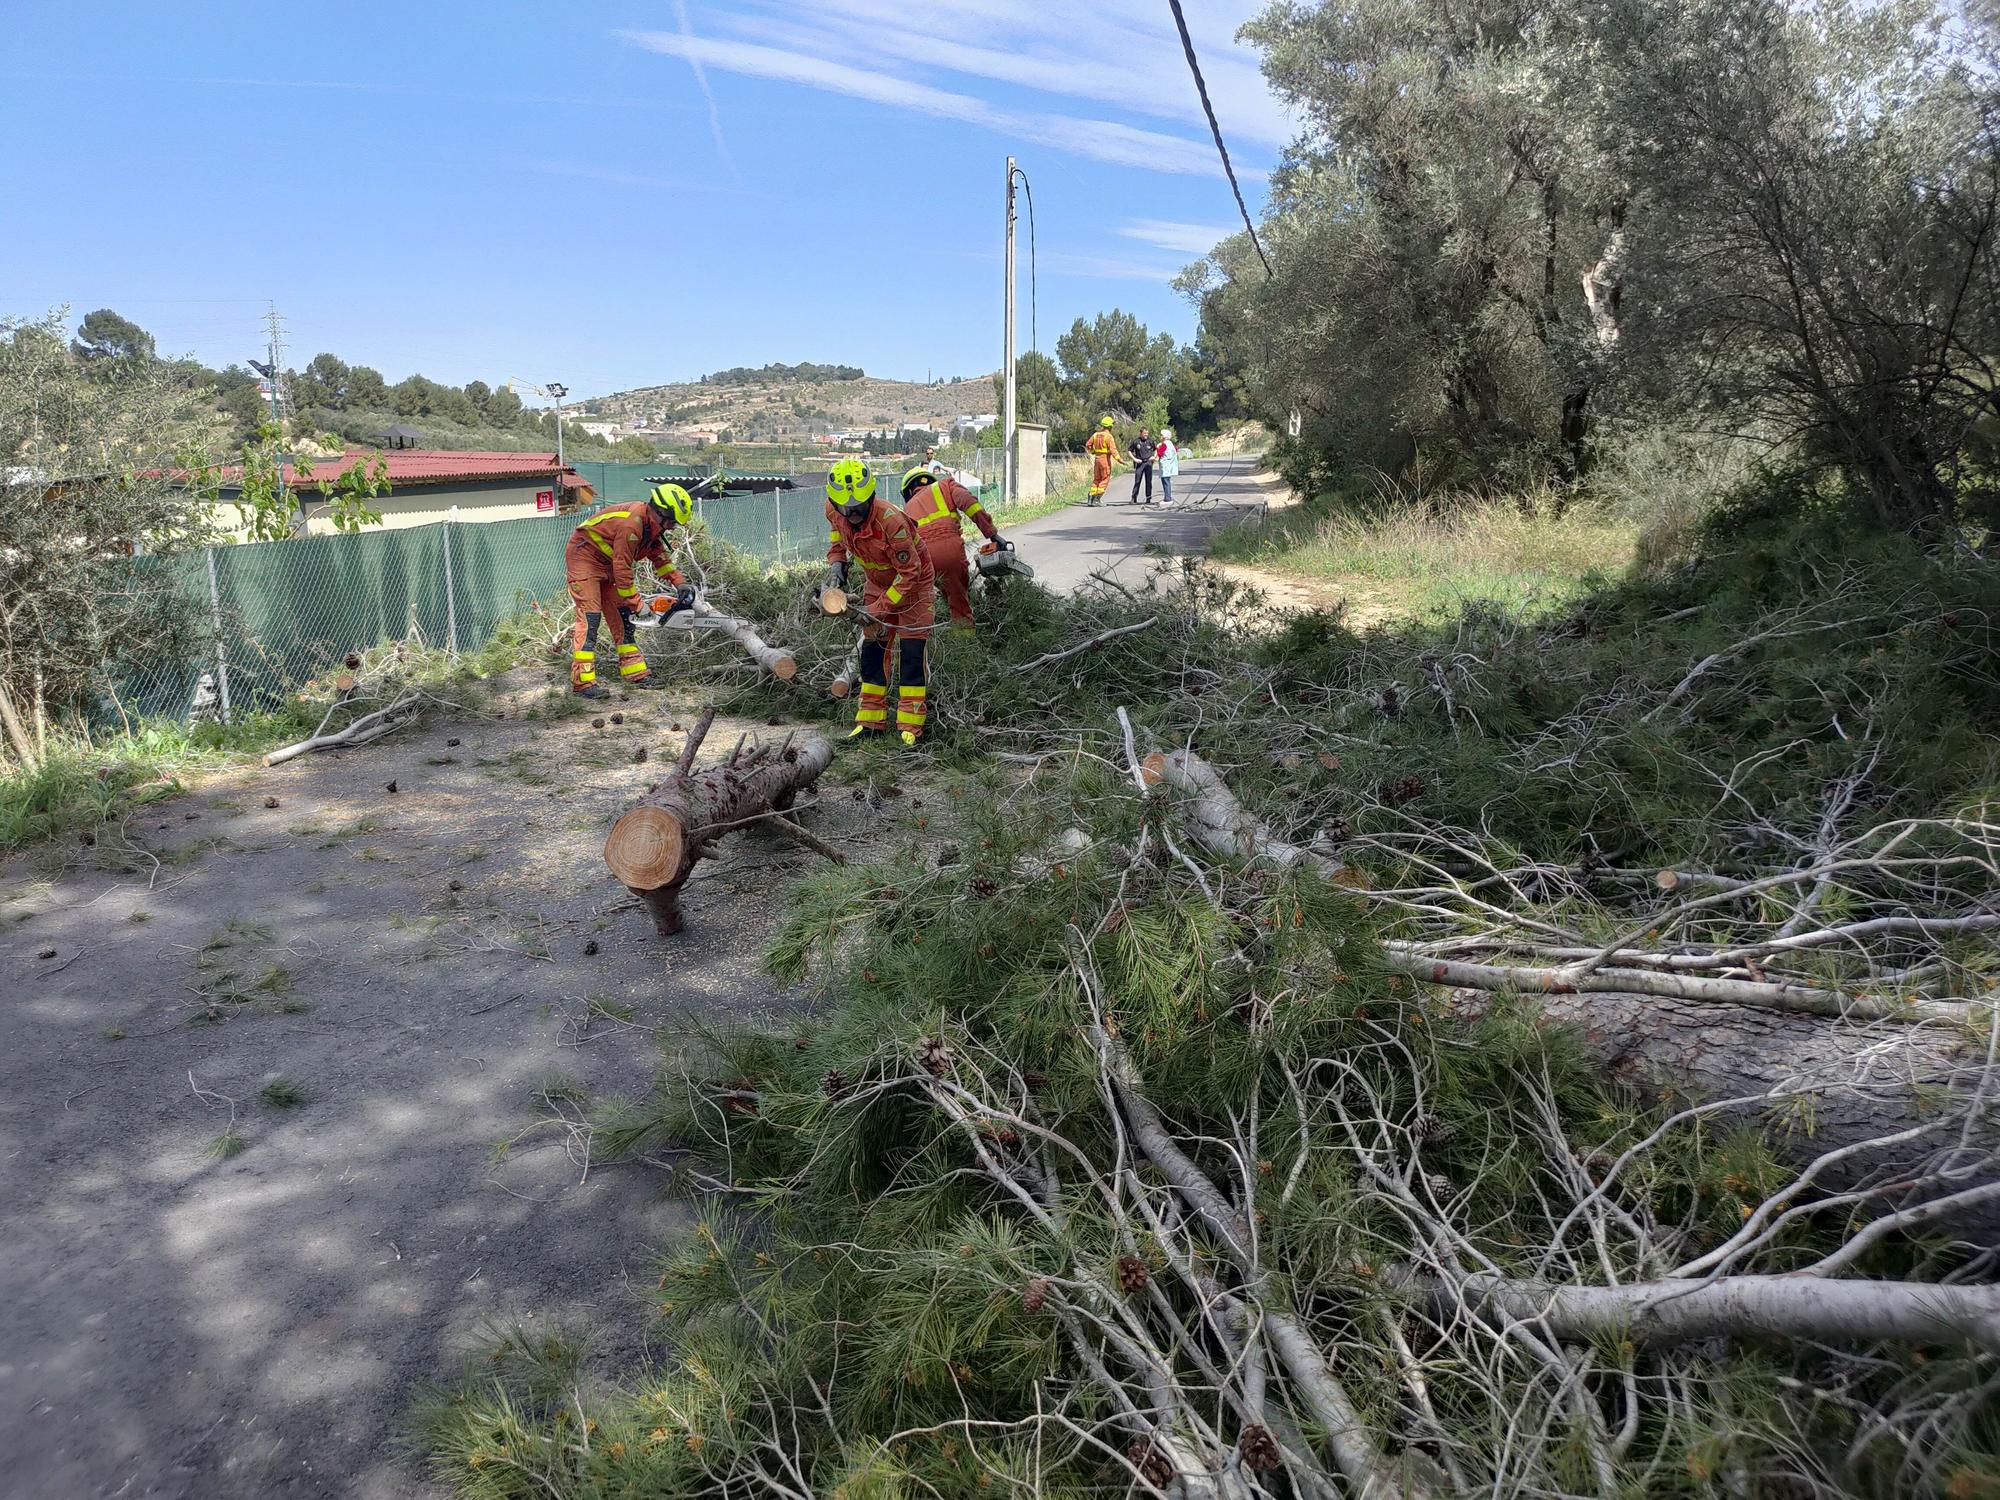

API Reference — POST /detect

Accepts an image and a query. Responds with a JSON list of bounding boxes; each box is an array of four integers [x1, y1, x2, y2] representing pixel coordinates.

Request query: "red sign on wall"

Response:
[[534, 490, 555, 513]]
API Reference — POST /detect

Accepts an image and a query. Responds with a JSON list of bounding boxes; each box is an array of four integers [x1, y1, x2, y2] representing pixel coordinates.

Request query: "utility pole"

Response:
[[1002, 155, 1018, 507]]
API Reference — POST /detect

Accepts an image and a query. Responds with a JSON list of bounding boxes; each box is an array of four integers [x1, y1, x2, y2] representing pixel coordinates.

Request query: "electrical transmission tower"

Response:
[[263, 300, 287, 430]]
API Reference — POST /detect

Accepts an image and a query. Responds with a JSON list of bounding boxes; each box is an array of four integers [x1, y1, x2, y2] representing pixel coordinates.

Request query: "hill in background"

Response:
[[585, 367, 1000, 446]]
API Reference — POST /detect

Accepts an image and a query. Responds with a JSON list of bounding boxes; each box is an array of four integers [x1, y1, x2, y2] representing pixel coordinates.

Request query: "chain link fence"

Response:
[[116, 476, 1063, 726]]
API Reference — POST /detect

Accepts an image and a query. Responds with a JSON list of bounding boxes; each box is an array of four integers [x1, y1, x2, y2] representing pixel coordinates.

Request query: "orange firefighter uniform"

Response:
[[826, 499, 936, 739], [1084, 426, 1119, 503], [566, 503, 684, 690], [903, 474, 999, 625]]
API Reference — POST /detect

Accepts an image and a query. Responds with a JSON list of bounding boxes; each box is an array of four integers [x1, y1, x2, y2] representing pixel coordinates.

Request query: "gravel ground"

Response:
[[0, 670, 936, 1498]]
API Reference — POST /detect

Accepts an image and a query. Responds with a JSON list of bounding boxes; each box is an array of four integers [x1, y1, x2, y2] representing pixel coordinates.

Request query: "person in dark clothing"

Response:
[[1127, 426, 1156, 504]]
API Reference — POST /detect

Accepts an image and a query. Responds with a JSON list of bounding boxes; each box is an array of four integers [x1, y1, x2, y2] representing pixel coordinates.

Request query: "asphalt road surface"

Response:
[[1001, 454, 1273, 593]]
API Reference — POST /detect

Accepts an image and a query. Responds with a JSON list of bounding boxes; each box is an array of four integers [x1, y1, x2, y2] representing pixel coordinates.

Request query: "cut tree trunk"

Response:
[[603, 715, 834, 935]]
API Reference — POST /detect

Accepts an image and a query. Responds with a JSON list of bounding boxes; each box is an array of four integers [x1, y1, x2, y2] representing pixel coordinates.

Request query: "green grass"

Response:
[[259, 1077, 306, 1109], [1211, 488, 1635, 621], [204, 1130, 250, 1160]]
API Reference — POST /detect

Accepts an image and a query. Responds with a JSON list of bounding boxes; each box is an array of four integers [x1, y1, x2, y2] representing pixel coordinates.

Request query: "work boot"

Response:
[[846, 724, 884, 740], [625, 675, 667, 690], [573, 683, 610, 700], [899, 731, 922, 749]]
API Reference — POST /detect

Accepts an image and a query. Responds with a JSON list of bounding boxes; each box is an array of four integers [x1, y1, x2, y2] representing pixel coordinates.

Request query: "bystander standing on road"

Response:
[[1156, 427, 1181, 506], [1127, 425, 1156, 505]]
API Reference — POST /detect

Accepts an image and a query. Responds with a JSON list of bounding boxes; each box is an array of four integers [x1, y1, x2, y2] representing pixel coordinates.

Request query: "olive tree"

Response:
[[1600, 0, 2000, 533], [0, 311, 220, 763]]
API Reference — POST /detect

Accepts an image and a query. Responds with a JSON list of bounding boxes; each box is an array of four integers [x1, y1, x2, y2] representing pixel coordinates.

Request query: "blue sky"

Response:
[[0, 1, 1287, 401]]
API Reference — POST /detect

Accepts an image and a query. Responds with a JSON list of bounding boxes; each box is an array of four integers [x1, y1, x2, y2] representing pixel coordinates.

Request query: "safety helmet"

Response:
[[899, 463, 937, 499], [1100, 416, 1115, 428], [648, 483, 693, 526], [827, 458, 877, 524]]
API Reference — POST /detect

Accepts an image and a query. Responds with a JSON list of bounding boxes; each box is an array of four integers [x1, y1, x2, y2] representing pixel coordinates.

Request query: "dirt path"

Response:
[[0, 671, 926, 1498]]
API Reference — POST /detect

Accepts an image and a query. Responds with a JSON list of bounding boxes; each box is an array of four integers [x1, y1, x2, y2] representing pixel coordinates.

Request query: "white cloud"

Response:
[[671, 0, 736, 171], [713, 0, 1292, 151], [618, 27, 1247, 178], [1116, 219, 1237, 257]]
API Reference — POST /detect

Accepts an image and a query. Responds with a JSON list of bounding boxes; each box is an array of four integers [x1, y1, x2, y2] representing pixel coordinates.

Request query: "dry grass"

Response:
[[1213, 479, 1635, 619]]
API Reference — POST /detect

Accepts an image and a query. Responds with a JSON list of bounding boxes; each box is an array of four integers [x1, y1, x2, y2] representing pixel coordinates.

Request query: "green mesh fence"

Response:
[[114, 500, 824, 725], [115, 472, 1063, 726]]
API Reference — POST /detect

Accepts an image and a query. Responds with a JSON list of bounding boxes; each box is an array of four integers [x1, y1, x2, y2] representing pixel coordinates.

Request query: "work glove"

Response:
[[994, 536, 1013, 552], [674, 585, 697, 608], [827, 562, 850, 590]]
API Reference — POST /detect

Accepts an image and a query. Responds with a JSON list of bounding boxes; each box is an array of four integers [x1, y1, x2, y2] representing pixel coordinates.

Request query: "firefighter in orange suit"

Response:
[[565, 483, 695, 698], [1084, 416, 1120, 506], [825, 458, 935, 744], [899, 463, 1003, 626]]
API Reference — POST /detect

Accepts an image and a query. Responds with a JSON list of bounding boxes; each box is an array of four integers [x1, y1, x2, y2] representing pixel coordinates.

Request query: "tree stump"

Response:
[[603, 712, 835, 936]]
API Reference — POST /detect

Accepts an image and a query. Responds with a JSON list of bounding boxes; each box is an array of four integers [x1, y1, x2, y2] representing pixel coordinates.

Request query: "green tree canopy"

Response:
[[71, 308, 156, 363]]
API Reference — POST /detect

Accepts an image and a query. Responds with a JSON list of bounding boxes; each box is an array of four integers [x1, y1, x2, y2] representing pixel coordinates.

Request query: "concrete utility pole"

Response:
[[1003, 155, 1018, 506]]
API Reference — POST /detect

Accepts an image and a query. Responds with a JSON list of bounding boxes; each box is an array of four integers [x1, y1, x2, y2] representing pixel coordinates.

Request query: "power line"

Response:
[[1165, 0, 1274, 277], [1011, 163, 1039, 355]]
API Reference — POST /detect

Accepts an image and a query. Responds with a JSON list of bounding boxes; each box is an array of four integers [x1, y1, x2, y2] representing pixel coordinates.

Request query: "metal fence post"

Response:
[[205, 545, 232, 725], [443, 510, 459, 655], [772, 487, 783, 562]]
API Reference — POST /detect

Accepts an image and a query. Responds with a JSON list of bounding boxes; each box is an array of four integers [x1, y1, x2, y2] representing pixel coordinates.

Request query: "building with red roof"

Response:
[[206, 450, 596, 536]]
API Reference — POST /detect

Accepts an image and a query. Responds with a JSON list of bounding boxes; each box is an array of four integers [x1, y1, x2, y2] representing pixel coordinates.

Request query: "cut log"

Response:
[[829, 643, 862, 700], [604, 724, 834, 936], [818, 586, 849, 617], [660, 601, 799, 679]]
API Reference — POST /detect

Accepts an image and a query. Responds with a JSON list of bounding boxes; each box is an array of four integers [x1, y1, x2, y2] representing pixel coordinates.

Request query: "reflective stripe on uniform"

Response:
[[855, 707, 888, 722], [902, 685, 927, 698], [896, 709, 925, 725], [572, 650, 594, 661], [827, 529, 841, 545], [885, 584, 904, 605], [616, 584, 638, 598], [910, 484, 951, 525], [581, 510, 632, 558], [620, 659, 649, 677], [616, 643, 639, 654]]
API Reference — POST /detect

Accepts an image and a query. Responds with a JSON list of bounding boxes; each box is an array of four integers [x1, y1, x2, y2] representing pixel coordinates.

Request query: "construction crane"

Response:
[[506, 378, 569, 467]]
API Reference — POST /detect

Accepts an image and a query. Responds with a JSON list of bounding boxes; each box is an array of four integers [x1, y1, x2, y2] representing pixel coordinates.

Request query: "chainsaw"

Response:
[[976, 539, 1035, 580]]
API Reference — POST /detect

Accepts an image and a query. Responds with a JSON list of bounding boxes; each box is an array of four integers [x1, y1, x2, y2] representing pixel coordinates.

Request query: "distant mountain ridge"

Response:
[[585, 369, 1001, 444]]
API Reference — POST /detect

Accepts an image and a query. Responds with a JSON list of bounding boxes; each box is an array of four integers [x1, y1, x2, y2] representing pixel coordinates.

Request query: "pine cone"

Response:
[[1426, 1172, 1452, 1200], [1239, 1423, 1282, 1474], [915, 1036, 953, 1078], [995, 1126, 1021, 1148], [1126, 1437, 1175, 1489], [1021, 1070, 1048, 1092], [1116, 1255, 1149, 1294], [970, 875, 997, 898], [821, 1068, 849, 1100], [1412, 1111, 1440, 1141], [1022, 1277, 1048, 1314]]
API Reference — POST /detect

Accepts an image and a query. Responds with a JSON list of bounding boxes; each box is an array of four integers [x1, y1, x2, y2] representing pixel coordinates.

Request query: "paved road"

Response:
[[1001, 454, 1273, 593]]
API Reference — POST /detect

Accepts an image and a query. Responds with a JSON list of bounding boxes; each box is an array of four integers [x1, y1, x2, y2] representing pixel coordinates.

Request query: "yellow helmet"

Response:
[[899, 463, 937, 499], [1100, 416, 1115, 428], [649, 483, 693, 526], [827, 458, 876, 521]]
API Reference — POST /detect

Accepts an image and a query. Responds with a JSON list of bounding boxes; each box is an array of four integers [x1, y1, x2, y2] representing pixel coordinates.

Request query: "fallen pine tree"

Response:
[[425, 746, 2000, 1499]]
